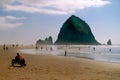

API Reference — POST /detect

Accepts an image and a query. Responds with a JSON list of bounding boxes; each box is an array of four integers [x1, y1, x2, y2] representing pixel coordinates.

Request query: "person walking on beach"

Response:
[[41, 47, 43, 51], [93, 47, 95, 51], [64, 50, 67, 56], [50, 47, 53, 51], [109, 49, 111, 52], [3, 44, 6, 51], [6, 46, 8, 50], [35, 46, 38, 50]]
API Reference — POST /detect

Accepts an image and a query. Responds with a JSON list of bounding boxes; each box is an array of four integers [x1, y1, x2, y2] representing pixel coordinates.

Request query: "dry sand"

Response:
[[0, 45, 120, 80]]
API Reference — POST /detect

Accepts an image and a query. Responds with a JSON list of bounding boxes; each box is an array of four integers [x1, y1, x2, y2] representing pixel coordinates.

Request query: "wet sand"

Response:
[[0, 45, 120, 80]]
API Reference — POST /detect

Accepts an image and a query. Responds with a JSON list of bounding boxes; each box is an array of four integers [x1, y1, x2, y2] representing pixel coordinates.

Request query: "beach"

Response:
[[0, 45, 120, 80]]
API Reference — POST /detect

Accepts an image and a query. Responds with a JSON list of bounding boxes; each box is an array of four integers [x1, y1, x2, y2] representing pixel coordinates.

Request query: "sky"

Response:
[[0, 0, 120, 45]]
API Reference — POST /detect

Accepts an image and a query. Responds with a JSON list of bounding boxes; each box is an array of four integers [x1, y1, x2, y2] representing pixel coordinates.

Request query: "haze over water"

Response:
[[20, 45, 120, 63]]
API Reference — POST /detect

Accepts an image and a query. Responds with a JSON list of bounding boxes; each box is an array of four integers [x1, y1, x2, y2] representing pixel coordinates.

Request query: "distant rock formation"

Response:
[[36, 36, 53, 45], [55, 15, 100, 45], [107, 39, 112, 45]]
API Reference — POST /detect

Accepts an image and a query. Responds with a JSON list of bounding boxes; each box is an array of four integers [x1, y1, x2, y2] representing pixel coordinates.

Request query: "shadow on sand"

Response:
[[8, 65, 26, 68]]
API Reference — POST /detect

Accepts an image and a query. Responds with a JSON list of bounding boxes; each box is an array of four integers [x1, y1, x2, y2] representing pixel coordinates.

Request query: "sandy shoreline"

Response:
[[0, 45, 120, 80]]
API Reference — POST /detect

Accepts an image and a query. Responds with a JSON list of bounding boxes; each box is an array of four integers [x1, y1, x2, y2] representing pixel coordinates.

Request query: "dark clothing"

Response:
[[15, 55, 22, 62], [14, 55, 26, 66]]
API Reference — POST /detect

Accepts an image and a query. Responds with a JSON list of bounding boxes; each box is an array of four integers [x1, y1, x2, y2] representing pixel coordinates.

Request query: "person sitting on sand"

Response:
[[15, 53, 23, 62], [13, 53, 26, 66], [11, 53, 26, 67]]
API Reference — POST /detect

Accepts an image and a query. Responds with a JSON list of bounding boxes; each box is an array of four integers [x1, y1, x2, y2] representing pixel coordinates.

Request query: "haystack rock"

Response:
[[55, 15, 100, 45]]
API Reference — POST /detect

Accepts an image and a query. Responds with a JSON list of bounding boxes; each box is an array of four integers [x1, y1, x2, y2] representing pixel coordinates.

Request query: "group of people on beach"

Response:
[[11, 45, 112, 67], [3, 44, 8, 51], [3, 44, 19, 51], [35, 46, 53, 51]]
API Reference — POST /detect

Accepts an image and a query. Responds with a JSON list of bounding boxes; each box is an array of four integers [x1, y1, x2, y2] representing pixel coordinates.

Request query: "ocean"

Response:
[[19, 45, 120, 63]]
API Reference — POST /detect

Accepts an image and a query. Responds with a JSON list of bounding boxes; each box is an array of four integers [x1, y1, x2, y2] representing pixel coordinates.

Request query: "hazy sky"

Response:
[[0, 0, 120, 45]]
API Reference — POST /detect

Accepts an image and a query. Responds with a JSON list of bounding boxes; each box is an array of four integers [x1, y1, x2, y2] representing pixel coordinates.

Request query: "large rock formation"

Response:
[[55, 15, 100, 45], [107, 39, 112, 45], [36, 36, 53, 45]]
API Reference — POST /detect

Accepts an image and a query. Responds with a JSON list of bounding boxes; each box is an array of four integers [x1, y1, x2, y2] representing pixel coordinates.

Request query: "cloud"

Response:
[[0, 0, 15, 7], [0, 16, 25, 29], [1, 0, 111, 15], [5, 16, 26, 20]]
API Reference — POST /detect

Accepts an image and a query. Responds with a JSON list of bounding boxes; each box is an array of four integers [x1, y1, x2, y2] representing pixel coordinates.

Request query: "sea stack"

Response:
[[107, 39, 112, 45], [36, 36, 53, 45], [55, 15, 100, 45]]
